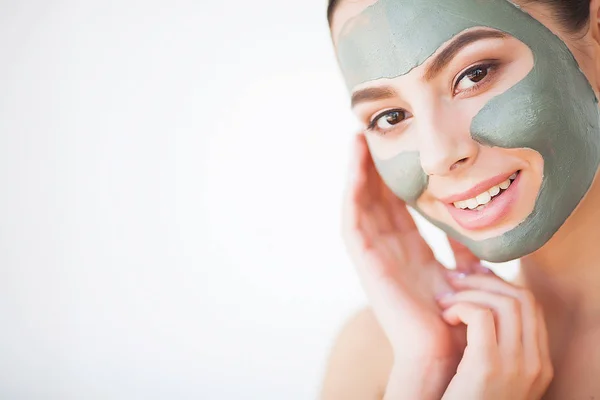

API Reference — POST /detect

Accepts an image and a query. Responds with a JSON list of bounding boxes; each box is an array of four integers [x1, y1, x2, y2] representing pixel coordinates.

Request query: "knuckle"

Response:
[[518, 289, 536, 306], [507, 297, 521, 315], [506, 368, 521, 384], [526, 360, 542, 381], [481, 364, 502, 382], [543, 364, 555, 385], [475, 362, 495, 379], [473, 307, 491, 319], [499, 296, 520, 314], [474, 307, 495, 324]]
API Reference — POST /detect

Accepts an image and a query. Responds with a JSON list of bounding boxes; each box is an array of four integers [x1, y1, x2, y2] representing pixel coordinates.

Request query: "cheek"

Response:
[[372, 150, 428, 204], [364, 128, 417, 160], [513, 149, 544, 218]]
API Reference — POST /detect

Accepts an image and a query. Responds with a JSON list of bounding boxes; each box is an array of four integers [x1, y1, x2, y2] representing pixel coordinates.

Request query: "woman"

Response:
[[321, 0, 600, 398]]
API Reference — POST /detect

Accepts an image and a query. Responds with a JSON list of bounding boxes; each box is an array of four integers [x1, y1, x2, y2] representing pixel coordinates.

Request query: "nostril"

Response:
[[450, 157, 469, 171]]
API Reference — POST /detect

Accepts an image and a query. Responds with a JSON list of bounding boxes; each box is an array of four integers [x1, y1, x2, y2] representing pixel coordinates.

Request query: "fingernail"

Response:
[[435, 291, 455, 301], [446, 270, 467, 280], [473, 263, 493, 274]]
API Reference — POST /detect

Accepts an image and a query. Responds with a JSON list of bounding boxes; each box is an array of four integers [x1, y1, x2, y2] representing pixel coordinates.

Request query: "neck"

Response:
[[518, 175, 600, 333]]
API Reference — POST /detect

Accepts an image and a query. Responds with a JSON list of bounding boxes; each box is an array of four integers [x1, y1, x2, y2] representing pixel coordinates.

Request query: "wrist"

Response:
[[384, 357, 456, 400]]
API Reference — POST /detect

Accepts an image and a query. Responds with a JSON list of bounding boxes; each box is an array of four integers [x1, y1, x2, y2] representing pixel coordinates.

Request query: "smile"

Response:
[[443, 170, 523, 231], [453, 172, 518, 211]]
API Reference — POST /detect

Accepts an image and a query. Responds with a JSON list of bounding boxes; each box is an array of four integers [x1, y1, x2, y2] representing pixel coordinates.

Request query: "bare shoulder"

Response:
[[319, 307, 394, 400]]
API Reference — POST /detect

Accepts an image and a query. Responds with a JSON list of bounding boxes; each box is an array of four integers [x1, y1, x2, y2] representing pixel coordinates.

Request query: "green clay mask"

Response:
[[336, 0, 600, 262]]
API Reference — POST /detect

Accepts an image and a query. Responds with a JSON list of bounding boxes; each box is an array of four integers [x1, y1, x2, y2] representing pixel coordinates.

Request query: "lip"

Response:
[[440, 170, 518, 204], [444, 171, 522, 231]]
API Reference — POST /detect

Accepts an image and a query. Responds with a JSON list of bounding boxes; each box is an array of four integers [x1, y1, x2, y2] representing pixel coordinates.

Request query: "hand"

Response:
[[437, 272, 554, 400], [342, 133, 480, 398]]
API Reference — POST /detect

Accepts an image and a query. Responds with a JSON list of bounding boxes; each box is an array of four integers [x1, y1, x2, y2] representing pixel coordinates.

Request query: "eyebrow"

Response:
[[424, 29, 508, 81], [350, 29, 508, 109], [351, 86, 397, 108]]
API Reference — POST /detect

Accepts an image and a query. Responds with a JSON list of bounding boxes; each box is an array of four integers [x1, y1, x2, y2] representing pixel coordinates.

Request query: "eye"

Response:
[[368, 109, 411, 133], [454, 63, 494, 94]]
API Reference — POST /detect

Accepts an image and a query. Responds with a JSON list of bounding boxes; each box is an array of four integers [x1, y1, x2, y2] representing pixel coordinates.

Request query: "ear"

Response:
[[589, 0, 600, 86]]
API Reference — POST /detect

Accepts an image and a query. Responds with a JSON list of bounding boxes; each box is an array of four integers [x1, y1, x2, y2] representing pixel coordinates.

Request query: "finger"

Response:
[[356, 133, 386, 203], [343, 135, 385, 247], [441, 302, 498, 361], [350, 242, 420, 343], [354, 135, 397, 234], [533, 304, 554, 393], [343, 132, 385, 224], [349, 133, 425, 239], [536, 304, 552, 372], [347, 133, 375, 207], [446, 273, 520, 296], [525, 304, 553, 399], [447, 236, 481, 274], [342, 134, 367, 235], [438, 290, 522, 360], [448, 274, 541, 369], [515, 291, 539, 375]]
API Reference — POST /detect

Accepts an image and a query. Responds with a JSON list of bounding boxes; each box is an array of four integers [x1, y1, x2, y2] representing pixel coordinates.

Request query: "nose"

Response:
[[416, 102, 480, 176]]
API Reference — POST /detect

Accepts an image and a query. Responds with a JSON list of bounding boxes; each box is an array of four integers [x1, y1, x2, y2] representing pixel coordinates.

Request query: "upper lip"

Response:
[[440, 171, 519, 204]]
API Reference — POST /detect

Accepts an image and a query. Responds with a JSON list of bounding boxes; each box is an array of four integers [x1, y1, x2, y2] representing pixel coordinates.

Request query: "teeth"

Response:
[[466, 198, 479, 209], [476, 191, 492, 205], [453, 200, 466, 209], [452, 172, 519, 210]]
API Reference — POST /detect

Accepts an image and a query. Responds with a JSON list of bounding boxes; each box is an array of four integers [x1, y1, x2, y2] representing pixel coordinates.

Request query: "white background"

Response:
[[0, 1, 517, 399]]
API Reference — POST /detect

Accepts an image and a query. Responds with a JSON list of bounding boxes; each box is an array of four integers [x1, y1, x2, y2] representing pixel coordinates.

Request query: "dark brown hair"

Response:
[[327, 0, 590, 33]]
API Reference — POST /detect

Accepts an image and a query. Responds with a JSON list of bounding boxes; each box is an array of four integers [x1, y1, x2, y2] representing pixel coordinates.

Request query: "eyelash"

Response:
[[366, 109, 402, 131], [365, 61, 500, 135], [453, 61, 499, 95]]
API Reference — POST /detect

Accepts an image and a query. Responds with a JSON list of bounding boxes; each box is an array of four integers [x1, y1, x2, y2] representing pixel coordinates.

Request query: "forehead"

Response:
[[330, 0, 379, 45], [332, 0, 515, 45], [331, 0, 512, 44], [332, 0, 555, 92]]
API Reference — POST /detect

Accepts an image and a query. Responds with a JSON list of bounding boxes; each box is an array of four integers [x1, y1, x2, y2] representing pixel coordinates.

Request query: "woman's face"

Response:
[[331, 0, 600, 262]]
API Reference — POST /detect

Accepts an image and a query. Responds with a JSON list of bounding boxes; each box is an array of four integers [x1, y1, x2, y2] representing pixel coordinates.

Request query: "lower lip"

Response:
[[444, 172, 522, 231]]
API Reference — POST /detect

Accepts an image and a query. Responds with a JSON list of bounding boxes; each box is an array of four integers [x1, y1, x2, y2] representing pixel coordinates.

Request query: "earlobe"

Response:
[[592, 2, 600, 40], [585, 0, 600, 95], [589, 0, 600, 48]]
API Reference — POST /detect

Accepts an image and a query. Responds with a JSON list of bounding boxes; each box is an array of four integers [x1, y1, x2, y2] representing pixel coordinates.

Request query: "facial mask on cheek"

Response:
[[336, 0, 600, 262]]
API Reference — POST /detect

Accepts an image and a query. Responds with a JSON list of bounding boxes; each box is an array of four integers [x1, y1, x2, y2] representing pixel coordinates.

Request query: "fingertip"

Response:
[[435, 291, 455, 302], [435, 294, 455, 311], [353, 131, 368, 154], [346, 136, 367, 188], [445, 270, 468, 282], [473, 263, 495, 275], [441, 307, 460, 326], [350, 133, 370, 171]]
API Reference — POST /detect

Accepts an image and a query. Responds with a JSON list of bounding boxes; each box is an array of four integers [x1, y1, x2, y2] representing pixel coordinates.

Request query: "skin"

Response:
[[320, 0, 600, 399], [335, 0, 600, 262]]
